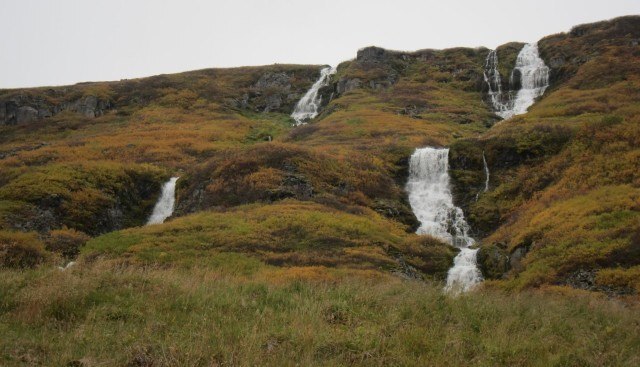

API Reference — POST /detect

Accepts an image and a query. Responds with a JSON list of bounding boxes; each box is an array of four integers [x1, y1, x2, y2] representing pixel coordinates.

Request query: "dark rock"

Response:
[[393, 255, 424, 280], [279, 172, 314, 200], [357, 46, 387, 62], [253, 72, 291, 90], [16, 106, 39, 124], [509, 69, 522, 91], [336, 78, 362, 94], [317, 84, 335, 108], [561, 269, 635, 295], [477, 243, 510, 279], [399, 105, 428, 118], [549, 56, 566, 68], [249, 71, 303, 113], [373, 198, 420, 232], [563, 269, 597, 290], [509, 245, 530, 273], [0, 94, 112, 125], [262, 94, 283, 113]]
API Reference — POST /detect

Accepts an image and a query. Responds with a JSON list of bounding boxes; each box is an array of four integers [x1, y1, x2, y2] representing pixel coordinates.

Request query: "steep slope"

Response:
[[449, 16, 640, 293], [0, 61, 463, 277], [0, 16, 638, 292], [1, 15, 640, 367]]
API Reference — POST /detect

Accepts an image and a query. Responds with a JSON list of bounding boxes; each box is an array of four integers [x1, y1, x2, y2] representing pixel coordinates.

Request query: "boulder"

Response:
[[476, 243, 510, 279]]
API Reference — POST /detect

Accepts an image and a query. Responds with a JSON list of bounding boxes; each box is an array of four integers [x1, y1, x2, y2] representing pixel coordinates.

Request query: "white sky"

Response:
[[1, 0, 639, 88]]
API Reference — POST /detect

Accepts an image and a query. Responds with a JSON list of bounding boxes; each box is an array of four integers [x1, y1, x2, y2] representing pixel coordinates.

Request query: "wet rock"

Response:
[[477, 243, 510, 279], [373, 198, 420, 232]]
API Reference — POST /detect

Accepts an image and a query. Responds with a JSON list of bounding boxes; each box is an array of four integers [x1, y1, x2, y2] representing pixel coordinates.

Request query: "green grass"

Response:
[[83, 200, 456, 278], [0, 261, 638, 366]]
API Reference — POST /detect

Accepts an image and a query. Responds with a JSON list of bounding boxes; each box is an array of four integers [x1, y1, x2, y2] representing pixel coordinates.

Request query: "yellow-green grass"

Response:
[[82, 200, 456, 277], [0, 260, 639, 366]]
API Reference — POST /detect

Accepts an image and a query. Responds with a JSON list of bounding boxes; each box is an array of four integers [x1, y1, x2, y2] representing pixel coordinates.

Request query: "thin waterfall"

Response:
[[483, 50, 512, 118], [291, 66, 336, 125], [146, 177, 179, 225], [406, 148, 482, 293], [483, 151, 490, 192], [483, 43, 549, 119]]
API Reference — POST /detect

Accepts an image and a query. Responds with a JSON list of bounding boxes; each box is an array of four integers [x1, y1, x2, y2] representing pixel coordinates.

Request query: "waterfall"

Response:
[[482, 151, 490, 192], [483, 50, 512, 118], [406, 147, 482, 293], [291, 66, 336, 126], [509, 43, 550, 117], [484, 43, 549, 119], [146, 177, 179, 225]]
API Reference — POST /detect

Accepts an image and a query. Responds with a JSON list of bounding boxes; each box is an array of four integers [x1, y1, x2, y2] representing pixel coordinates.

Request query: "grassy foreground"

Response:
[[1, 259, 639, 366]]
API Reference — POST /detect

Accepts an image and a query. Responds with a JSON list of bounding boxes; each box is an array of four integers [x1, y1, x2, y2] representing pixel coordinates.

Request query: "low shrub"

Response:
[[0, 231, 48, 268], [45, 228, 90, 259]]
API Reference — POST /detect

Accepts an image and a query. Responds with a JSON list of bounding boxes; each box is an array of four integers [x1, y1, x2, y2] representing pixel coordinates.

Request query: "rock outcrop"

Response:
[[229, 69, 322, 113], [0, 94, 112, 125]]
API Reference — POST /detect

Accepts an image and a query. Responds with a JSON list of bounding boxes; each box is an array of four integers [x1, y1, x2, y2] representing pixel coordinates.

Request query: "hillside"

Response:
[[0, 15, 639, 366]]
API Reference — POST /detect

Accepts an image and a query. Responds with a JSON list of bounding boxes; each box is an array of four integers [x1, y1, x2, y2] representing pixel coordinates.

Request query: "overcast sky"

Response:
[[1, 0, 638, 88]]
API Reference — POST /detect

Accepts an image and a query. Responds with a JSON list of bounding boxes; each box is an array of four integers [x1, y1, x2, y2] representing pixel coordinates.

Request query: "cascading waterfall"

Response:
[[484, 43, 550, 119], [509, 43, 550, 117], [483, 50, 512, 118], [146, 177, 179, 225], [291, 66, 336, 125], [406, 147, 482, 293]]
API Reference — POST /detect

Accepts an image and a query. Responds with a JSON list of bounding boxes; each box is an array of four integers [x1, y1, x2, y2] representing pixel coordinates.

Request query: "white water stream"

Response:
[[483, 151, 490, 192], [146, 177, 179, 225], [291, 66, 336, 125], [484, 43, 550, 119], [406, 148, 482, 293]]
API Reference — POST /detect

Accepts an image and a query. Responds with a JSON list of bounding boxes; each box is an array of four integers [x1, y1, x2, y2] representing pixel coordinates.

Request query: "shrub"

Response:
[[45, 228, 91, 259], [0, 231, 48, 268]]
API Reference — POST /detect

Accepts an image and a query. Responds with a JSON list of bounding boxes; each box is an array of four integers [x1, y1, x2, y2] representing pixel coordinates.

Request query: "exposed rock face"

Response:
[[539, 15, 640, 86], [336, 78, 362, 94], [476, 243, 510, 279], [357, 46, 387, 62], [16, 106, 39, 124], [233, 70, 321, 113], [0, 94, 112, 125], [253, 72, 291, 90], [373, 198, 420, 232], [561, 269, 635, 295]]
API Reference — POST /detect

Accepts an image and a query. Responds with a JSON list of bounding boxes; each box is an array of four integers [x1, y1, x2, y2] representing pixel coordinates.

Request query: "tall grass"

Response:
[[1, 260, 638, 366]]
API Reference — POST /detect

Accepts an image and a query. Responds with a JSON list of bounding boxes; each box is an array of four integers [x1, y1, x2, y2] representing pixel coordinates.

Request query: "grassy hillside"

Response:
[[1, 15, 640, 366], [1, 261, 639, 366], [449, 16, 640, 293]]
